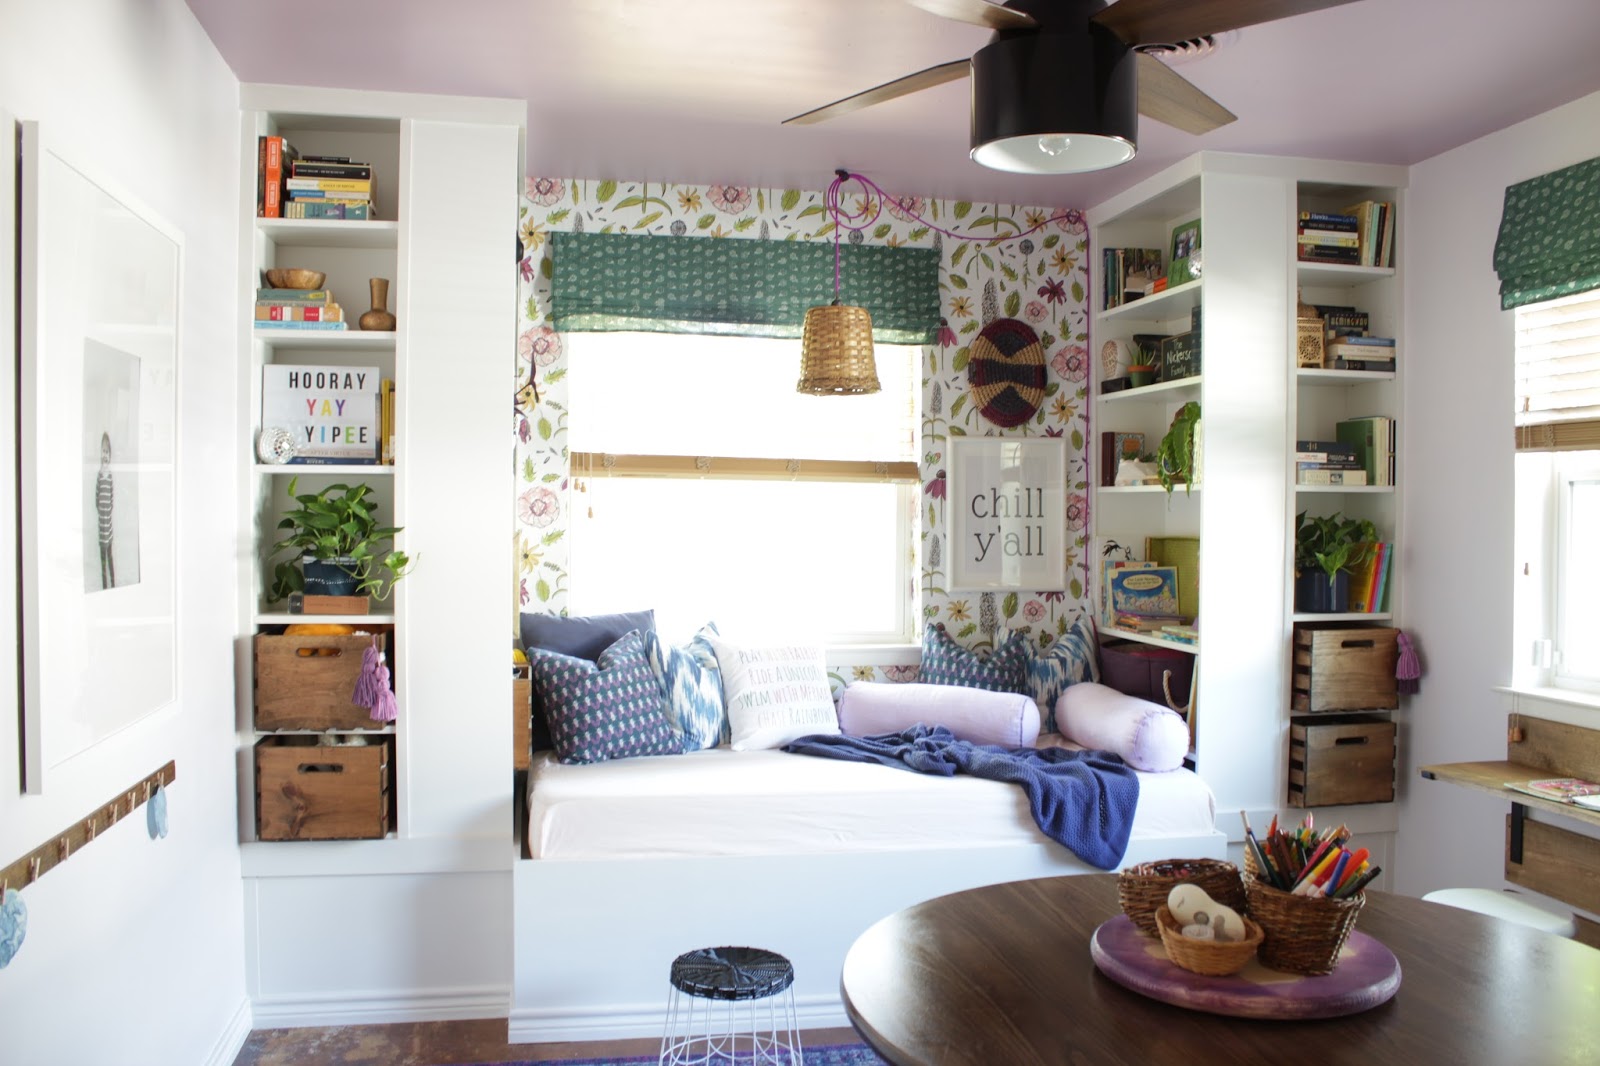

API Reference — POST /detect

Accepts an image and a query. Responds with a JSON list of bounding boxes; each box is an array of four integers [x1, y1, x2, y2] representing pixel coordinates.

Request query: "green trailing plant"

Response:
[[1294, 510, 1378, 583], [267, 478, 413, 602], [1156, 401, 1202, 496]]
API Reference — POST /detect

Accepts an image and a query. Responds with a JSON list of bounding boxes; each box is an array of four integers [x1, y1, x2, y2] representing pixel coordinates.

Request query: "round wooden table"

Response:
[[841, 873, 1600, 1065]]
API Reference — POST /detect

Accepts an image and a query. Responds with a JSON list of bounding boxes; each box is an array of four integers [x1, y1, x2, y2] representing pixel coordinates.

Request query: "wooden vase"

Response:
[[359, 277, 396, 332]]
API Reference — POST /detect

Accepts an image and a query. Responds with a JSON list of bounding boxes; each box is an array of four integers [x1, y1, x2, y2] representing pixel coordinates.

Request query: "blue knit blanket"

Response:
[[783, 725, 1140, 870]]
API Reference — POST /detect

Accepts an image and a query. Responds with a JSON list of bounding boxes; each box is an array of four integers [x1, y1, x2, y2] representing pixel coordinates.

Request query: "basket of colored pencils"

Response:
[[1239, 812, 1378, 975]]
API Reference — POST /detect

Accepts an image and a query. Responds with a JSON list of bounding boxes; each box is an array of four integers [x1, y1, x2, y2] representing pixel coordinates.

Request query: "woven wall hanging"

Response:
[[967, 317, 1046, 428]]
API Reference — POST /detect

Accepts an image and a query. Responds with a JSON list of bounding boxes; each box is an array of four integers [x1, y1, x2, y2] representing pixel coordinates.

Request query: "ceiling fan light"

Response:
[[969, 24, 1138, 175]]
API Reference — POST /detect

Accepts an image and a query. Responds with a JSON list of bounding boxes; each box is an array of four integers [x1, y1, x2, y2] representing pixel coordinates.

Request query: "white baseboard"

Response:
[[204, 997, 254, 1066], [250, 985, 509, 1028], [507, 992, 849, 1045]]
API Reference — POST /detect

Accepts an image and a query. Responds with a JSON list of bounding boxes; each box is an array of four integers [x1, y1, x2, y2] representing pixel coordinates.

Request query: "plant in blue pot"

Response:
[[267, 477, 413, 604], [1294, 511, 1377, 613]]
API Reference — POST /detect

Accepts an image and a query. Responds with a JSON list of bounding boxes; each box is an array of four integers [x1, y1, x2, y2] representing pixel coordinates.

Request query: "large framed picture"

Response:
[[18, 121, 181, 793], [946, 436, 1066, 591]]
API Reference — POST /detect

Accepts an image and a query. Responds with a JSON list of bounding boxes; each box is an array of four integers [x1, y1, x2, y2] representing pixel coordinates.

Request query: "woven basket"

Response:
[[1244, 874, 1366, 975], [1118, 858, 1246, 937], [797, 303, 879, 395], [1155, 905, 1263, 977]]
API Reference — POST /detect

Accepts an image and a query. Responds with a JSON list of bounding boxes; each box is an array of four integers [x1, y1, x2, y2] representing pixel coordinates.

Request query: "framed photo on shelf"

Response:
[[17, 120, 181, 793], [1167, 218, 1202, 285], [946, 436, 1066, 591]]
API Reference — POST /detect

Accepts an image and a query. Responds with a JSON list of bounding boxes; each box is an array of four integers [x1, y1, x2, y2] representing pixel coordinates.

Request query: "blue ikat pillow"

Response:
[[919, 623, 1029, 694], [530, 629, 683, 764], [645, 622, 725, 751], [1025, 610, 1101, 732]]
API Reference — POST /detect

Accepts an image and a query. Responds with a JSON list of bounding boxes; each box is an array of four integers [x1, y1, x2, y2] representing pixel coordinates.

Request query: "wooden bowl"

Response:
[[264, 268, 326, 290]]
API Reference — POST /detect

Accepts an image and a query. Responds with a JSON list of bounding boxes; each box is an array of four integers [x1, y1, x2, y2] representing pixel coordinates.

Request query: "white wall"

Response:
[[1397, 89, 1600, 897], [0, 2, 251, 1063]]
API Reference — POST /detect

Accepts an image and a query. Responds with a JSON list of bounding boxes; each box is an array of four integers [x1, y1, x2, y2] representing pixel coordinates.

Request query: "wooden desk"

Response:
[[1419, 713, 1600, 936], [841, 873, 1600, 1066]]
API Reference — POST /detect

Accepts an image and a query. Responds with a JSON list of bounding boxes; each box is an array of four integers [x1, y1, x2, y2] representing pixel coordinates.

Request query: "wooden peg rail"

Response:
[[0, 761, 176, 893]]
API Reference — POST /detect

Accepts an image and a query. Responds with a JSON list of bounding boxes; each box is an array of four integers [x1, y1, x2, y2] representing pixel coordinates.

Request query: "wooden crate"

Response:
[[256, 736, 390, 840], [1291, 624, 1398, 713], [255, 632, 387, 731], [1288, 715, 1395, 807], [513, 671, 532, 772]]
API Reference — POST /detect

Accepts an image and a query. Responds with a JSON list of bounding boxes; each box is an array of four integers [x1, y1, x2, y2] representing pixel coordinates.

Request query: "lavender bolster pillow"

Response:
[[1055, 682, 1189, 772], [837, 681, 1040, 748]]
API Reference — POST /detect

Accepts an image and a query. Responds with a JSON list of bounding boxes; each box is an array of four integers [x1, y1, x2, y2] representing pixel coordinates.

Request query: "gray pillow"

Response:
[[519, 609, 655, 751]]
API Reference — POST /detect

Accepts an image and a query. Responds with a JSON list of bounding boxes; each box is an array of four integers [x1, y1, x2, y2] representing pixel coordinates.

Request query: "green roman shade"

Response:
[[1494, 154, 1600, 310], [549, 231, 940, 343]]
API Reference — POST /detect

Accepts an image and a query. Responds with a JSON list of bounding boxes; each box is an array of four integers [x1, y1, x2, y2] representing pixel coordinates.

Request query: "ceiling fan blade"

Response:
[[1135, 52, 1237, 135], [782, 59, 971, 126], [903, 0, 1037, 31], [1093, 0, 1361, 47]]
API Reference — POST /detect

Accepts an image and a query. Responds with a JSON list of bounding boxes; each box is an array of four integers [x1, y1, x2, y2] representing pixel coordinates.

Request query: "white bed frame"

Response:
[[508, 828, 1226, 1043]]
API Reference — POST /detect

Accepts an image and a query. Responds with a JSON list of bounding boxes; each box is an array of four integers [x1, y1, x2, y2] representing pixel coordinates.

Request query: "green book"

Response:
[[1335, 416, 1385, 484]]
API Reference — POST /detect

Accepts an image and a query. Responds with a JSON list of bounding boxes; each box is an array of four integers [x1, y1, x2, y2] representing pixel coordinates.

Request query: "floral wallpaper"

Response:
[[514, 176, 1092, 681]]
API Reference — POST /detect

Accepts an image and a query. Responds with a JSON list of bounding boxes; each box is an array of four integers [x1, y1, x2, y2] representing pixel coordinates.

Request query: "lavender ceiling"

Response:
[[183, 0, 1600, 208]]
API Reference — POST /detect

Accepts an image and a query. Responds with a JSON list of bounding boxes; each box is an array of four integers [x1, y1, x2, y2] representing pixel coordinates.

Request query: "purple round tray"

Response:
[[1090, 914, 1401, 1019]]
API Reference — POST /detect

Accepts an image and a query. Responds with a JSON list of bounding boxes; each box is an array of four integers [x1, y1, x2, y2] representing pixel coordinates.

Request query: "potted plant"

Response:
[[1155, 401, 1202, 496], [1126, 362, 1158, 388], [267, 477, 413, 603], [1294, 511, 1377, 612]]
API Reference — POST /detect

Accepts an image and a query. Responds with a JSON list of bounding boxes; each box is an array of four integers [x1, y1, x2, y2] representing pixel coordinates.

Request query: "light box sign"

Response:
[[261, 364, 379, 462], [946, 437, 1066, 591]]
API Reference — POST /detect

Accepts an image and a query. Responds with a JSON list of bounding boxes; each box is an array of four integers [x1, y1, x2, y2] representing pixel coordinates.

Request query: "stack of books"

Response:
[[1334, 415, 1396, 486], [1326, 334, 1396, 372], [1341, 200, 1395, 267], [254, 286, 348, 331], [256, 135, 298, 218], [1295, 438, 1367, 486], [1297, 212, 1361, 265], [286, 156, 376, 220], [1348, 541, 1393, 612]]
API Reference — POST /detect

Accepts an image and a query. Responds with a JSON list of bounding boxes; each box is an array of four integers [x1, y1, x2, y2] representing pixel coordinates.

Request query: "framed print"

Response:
[[946, 436, 1066, 591], [1167, 218, 1202, 285], [18, 122, 181, 793]]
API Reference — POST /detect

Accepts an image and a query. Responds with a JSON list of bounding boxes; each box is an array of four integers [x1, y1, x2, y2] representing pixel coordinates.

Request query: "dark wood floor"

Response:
[[232, 1019, 863, 1065]]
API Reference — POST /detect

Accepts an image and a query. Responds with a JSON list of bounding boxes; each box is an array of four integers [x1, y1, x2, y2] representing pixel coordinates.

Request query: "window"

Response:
[[1513, 289, 1600, 691], [564, 332, 921, 645]]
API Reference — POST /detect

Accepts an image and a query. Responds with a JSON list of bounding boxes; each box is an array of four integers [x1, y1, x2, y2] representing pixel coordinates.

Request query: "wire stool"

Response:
[[659, 946, 803, 1065]]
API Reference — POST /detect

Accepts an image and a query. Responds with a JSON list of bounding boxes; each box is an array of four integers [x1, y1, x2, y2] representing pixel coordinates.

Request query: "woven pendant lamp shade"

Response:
[[797, 302, 880, 395]]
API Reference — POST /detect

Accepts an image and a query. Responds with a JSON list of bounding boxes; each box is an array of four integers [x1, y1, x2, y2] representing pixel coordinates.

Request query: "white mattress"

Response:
[[525, 743, 1216, 861]]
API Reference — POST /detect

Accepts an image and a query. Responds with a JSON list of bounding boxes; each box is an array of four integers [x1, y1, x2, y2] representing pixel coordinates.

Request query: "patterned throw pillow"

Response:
[[1026, 610, 1101, 733], [645, 622, 725, 751], [529, 629, 682, 764], [704, 635, 840, 751], [919, 623, 1030, 694]]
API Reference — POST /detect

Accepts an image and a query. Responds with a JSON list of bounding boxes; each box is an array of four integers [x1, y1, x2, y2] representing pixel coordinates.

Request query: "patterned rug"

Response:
[[463, 1043, 886, 1066]]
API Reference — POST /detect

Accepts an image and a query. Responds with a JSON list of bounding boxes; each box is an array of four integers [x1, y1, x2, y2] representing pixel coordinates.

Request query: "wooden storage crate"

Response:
[[513, 669, 532, 772], [255, 632, 387, 731], [1288, 715, 1395, 807], [256, 736, 390, 840], [1291, 623, 1398, 713]]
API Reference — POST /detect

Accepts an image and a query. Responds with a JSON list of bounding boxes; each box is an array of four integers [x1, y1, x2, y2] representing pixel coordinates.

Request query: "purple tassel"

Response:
[[369, 659, 398, 723], [351, 639, 381, 707], [1396, 630, 1421, 695]]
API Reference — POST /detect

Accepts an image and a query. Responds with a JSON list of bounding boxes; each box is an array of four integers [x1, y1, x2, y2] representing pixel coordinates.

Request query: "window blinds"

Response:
[[1514, 288, 1600, 451]]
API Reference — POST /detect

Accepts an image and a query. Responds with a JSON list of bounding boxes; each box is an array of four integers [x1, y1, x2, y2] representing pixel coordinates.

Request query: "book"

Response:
[[1330, 358, 1396, 372], [1144, 535, 1199, 620], [253, 320, 350, 331], [1335, 416, 1393, 486], [1328, 335, 1395, 347], [286, 176, 372, 194], [1296, 439, 1358, 457], [1109, 565, 1182, 620], [1295, 449, 1359, 463], [1099, 431, 1146, 487], [1347, 543, 1383, 612], [255, 288, 332, 304], [1100, 554, 1156, 628], [1296, 459, 1365, 471], [1326, 345, 1394, 361], [259, 134, 298, 219], [255, 304, 344, 322], [289, 162, 372, 180], [1298, 247, 1362, 264], [285, 189, 372, 202], [285, 201, 373, 221], [1298, 211, 1358, 231], [1371, 541, 1393, 610], [1297, 468, 1368, 485], [1159, 624, 1198, 644], [299, 154, 353, 163], [381, 378, 396, 464], [1296, 232, 1361, 246], [261, 364, 380, 461], [1504, 778, 1600, 803]]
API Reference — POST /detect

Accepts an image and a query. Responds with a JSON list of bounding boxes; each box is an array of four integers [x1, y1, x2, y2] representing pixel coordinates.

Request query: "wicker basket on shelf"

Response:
[[1155, 905, 1263, 977], [1244, 875, 1366, 975], [1118, 858, 1246, 937]]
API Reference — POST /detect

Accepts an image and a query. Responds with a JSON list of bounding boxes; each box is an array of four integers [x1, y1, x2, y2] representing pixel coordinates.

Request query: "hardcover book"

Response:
[[1504, 777, 1600, 803], [261, 364, 380, 462], [1109, 565, 1182, 621]]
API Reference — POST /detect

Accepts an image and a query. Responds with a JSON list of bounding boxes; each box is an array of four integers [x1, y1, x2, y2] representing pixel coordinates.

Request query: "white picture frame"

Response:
[[18, 121, 181, 793], [946, 436, 1067, 591]]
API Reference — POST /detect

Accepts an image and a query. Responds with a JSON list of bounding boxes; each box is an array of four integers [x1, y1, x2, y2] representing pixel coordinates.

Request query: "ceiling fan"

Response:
[[783, 0, 1363, 174]]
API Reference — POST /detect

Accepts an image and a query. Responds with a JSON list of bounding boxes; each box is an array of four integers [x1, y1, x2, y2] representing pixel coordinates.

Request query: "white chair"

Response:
[[1422, 888, 1576, 937]]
